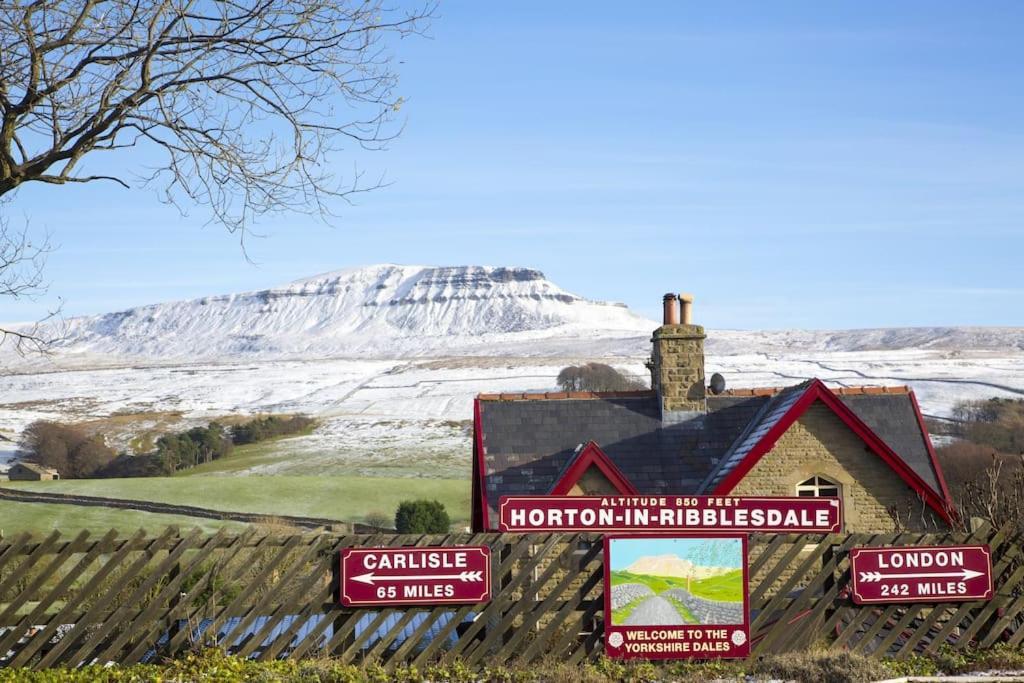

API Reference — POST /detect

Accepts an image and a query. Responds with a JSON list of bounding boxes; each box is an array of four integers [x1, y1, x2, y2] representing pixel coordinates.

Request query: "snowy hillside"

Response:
[[3, 264, 1023, 365], [0, 264, 1021, 473], [28, 265, 655, 362], [707, 327, 1024, 355]]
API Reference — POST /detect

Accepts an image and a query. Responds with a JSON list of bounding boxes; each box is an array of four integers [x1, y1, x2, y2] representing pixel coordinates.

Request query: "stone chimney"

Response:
[[650, 292, 706, 418]]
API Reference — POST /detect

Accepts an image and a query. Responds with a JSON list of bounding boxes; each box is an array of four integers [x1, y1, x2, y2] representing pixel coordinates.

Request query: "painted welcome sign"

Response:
[[850, 545, 993, 604], [498, 495, 841, 533], [604, 535, 750, 660], [339, 546, 491, 607]]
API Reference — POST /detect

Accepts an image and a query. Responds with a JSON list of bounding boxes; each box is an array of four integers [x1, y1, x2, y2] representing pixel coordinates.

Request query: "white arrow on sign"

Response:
[[859, 568, 984, 583], [352, 570, 484, 586]]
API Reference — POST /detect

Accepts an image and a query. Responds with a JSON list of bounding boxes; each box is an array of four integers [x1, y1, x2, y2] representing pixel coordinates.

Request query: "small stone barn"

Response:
[[7, 462, 60, 481], [472, 294, 954, 533]]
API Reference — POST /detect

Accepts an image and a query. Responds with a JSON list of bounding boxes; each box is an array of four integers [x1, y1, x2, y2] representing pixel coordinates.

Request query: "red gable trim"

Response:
[[712, 379, 953, 524], [472, 398, 492, 532], [549, 441, 639, 496], [908, 390, 955, 511]]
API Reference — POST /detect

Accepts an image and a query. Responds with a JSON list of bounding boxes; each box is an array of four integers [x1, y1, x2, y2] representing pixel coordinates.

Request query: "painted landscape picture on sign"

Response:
[[609, 537, 744, 626], [604, 535, 750, 660]]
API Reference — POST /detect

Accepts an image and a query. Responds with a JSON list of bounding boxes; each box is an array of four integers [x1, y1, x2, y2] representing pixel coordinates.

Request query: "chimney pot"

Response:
[[678, 293, 694, 325], [662, 293, 679, 325]]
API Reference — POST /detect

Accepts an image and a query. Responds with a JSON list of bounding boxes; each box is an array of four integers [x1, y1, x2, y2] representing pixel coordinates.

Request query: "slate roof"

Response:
[[475, 382, 950, 529], [477, 391, 768, 525], [837, 393, 943, 497], [700, 381, 811, 492], [11, 462, 59, 475]]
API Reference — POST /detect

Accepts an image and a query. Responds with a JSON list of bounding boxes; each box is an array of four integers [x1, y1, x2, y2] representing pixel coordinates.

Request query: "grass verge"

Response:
[[0, 500, 244, 535], [3, 475, 470, 527], [610, 596, 645, 625], [3, 645, 1023, 682], [662, 593, 699, 624]]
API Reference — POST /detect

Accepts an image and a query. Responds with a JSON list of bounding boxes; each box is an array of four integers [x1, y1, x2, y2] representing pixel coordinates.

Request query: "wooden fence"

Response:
[[0, 524, 1021, 670]]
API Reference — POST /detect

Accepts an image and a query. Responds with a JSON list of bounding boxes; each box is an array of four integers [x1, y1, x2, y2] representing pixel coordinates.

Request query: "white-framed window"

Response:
[[795, 475, 840, 498]]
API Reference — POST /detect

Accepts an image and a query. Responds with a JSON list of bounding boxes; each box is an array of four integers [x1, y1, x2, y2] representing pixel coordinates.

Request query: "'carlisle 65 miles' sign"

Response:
[[340, 546, 491, 607]]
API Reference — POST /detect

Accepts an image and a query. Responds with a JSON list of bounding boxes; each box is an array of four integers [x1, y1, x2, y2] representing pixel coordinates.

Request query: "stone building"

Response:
[[471, 294, 953, 533], [7, 462, 60, 481]]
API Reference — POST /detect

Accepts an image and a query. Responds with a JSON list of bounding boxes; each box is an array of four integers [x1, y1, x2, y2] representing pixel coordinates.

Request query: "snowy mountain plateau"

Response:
[[0, 264, 1021, 474]]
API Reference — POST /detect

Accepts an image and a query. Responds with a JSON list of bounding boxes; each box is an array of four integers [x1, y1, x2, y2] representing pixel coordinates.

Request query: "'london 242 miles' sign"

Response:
[[850, 545, 993, 604]]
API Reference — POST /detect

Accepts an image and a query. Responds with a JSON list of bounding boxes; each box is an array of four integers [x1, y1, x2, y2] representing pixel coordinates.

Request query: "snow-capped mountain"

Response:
[[36, 265, 657, 361], [5, 263, 1024, 366], [624, 555, 735, 580]]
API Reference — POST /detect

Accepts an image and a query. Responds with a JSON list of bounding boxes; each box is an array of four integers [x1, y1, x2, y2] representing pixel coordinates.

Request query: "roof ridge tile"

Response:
[[478, 390, 656, 402], [717, 384, 909, 397]]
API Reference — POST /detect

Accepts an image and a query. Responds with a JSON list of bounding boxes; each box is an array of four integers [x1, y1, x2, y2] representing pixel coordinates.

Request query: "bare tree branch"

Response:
[[0, 204, 63, 356], [0, 0, 433, 234]]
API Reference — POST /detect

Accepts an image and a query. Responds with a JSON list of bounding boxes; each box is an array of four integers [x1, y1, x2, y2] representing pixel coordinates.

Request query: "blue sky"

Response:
[[3, 1, 1023, 328], [610, 537, 743, 572]]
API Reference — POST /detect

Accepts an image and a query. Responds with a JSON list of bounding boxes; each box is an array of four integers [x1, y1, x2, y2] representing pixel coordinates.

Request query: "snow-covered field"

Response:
[[0, 265, 1021, 475], [1, 346, 1022, 475]]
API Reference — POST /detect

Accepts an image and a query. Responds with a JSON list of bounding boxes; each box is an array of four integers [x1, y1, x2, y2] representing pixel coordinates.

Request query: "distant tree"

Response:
[[17, 420, 114, 478], [186, 423, 232, 464], [155, 432, 198, 472], [364, 511, 392, 531], [556, 363, 646, 393], [154, 423, 232, 470], [952, 398, 1024, 455], [96, 453, 166, 478], [231, 415, 315, 445], [395, 499, 450, 533], [686, 538, 732, 592]]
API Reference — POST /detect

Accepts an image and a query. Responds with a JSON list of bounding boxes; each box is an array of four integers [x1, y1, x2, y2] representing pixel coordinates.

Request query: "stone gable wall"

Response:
[[730, 402, 946, 532]]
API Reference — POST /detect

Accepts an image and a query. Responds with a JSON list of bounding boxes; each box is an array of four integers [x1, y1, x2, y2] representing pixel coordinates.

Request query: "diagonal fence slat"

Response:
[[3, 524, 1024, 670], [117, 528, 241, 665], [12, 529, 148, 669], [0, 530, 108, 660], [74, 528, 209, 666], [36, 526, 182, 669]]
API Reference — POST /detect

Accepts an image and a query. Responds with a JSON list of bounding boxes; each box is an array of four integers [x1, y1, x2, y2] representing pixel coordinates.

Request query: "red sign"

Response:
[[499, 495, 841, 533], [339, 546, 491, 606], [850, 545, 993, 604], [604, 535, 750, 660]]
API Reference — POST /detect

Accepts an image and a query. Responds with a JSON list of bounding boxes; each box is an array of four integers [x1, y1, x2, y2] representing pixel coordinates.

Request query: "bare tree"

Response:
[[0, 208, 58, 354], [0, 0, 431, 231], [557, 363, 647, 393]]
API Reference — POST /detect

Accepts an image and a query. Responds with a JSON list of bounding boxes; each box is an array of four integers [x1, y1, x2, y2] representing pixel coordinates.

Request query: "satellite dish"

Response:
[[709, 373, 726, 395]]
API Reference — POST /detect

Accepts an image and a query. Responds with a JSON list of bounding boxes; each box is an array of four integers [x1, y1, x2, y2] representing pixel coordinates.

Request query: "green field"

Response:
[[611, 597, 644, 624], [172, 438, 317, 476], [611, 570, 683, 594], [0, 500, 244, 535], [4, 475, 471, 527], [689, 569, 744, 602], [168, 430, 470, 479], [611, 569, 743, 602]]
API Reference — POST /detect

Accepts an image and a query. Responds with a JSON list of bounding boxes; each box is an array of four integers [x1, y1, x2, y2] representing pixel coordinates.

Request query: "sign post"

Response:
[[500, 495, 841, 533], [604, 535, 749, 660], [849, 545, 993, 604], [340, 546, 491, 607]]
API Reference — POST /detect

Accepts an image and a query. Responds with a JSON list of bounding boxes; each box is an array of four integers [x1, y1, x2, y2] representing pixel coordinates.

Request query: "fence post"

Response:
[[166, 561, 184, 657]]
